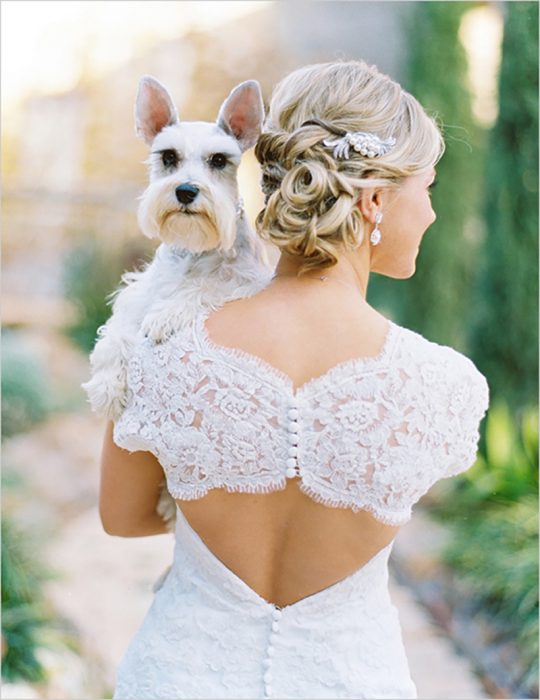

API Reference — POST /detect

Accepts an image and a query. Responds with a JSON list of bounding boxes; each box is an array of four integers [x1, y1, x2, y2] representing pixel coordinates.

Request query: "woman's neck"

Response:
[[272, 245, 371, 300]]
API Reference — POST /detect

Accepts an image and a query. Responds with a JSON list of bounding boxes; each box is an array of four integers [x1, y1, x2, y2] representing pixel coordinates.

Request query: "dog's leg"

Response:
[[82, 274, 145, 419], [82, 253, 169, 419], [139, 248, 267, 346]]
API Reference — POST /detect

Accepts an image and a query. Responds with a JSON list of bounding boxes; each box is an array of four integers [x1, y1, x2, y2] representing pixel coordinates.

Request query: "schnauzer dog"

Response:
[[82, 76, 272, 422]]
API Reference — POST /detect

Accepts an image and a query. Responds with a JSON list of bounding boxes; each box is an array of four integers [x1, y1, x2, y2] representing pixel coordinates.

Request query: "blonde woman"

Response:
[[101, 61, 489, 699]]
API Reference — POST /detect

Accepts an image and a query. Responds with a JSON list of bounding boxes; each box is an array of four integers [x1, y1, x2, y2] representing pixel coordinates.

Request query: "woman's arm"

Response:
[[99, 421, 170, 537]]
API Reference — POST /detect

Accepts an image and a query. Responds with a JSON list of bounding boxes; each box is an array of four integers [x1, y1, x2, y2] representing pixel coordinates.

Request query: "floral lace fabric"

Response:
[[114, 312, 490, 526]]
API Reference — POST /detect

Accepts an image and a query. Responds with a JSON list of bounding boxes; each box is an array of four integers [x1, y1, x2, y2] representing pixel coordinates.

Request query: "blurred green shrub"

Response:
[[442, 496, 538, 693], [1, 516, 52, 683], [1, 333, 52, 440], [62, 237, 152, 353], [430, 401, 539, 695]]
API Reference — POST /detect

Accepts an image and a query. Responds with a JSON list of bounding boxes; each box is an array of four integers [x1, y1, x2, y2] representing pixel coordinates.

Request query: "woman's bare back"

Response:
[[177, 282, 400, 609]]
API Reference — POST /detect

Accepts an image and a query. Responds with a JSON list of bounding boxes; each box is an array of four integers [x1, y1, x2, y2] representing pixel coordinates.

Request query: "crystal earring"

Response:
[[370, 212, 383, 246]]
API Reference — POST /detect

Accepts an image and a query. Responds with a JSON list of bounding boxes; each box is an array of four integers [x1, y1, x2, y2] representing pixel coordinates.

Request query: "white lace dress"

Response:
[[112, 312, 490, 699]]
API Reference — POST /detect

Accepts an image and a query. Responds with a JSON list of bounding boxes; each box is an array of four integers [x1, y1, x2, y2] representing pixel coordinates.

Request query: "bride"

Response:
[[100, 60, 489, 699]]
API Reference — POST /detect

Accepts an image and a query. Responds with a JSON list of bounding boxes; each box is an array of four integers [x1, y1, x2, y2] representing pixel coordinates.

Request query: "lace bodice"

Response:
[[114, 313, 489, 525]]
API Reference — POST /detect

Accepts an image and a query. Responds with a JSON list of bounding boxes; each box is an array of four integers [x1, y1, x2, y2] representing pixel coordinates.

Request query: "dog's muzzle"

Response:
[[175, 184, 199, 205]]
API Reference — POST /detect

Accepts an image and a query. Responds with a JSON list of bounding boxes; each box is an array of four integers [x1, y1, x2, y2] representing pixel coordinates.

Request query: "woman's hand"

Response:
[[99, 421, 170, 537]]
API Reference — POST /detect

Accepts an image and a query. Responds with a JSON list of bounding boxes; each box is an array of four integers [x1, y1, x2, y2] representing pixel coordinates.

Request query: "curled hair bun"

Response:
[[255, 61, 445, 274], [255, 125, 364, 272]]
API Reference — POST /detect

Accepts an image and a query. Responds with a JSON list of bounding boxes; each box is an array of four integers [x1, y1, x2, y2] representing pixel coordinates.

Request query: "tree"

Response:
[[469, 1, 539, 411], [369, 1, 484, 351]]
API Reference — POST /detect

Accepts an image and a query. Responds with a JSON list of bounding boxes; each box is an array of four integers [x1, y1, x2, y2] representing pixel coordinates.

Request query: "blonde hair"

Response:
[[255, 60, 445, 274]]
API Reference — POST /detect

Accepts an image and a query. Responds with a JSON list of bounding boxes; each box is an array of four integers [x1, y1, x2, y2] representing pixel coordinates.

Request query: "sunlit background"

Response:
[[1, 0, 504, 304], [2, 2, 273, 112], [2, 2, 538, 700]]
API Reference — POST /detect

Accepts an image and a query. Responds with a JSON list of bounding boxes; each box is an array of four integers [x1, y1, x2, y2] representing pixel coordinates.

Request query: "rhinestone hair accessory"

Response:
[[323, 131, 397, 160], [301, 119, 396, 160]]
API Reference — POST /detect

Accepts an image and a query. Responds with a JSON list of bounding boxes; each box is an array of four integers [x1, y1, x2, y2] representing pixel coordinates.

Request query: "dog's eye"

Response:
[[208, 153, 228, 170], [161, 150, 178, 168]]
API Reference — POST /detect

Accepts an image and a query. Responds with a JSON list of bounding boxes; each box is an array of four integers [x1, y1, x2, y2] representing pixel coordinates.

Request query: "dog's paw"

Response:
[[156, 482, 177, 533], [142, 307, 194, 342], [141, 310, 174, 342], [108, 393, 128, 421], [82, 369, 128, 419]]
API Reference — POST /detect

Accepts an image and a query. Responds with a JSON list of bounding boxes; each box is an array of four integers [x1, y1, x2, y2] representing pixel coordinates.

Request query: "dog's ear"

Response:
[[135, 76, 179, 145], [217, 80, 264, 152]]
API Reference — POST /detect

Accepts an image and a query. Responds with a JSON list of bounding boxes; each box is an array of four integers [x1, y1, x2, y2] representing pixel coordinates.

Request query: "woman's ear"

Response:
[[357, 188, 382, 224]]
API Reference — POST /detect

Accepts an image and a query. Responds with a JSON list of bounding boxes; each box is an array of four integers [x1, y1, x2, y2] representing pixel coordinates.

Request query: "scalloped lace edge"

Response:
[[166, 478, 411, 526]]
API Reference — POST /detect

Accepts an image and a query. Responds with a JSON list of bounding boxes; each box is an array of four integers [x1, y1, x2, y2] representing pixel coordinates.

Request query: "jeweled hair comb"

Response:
[[301, 119, 396, 160], [323, 131, 397, 159]]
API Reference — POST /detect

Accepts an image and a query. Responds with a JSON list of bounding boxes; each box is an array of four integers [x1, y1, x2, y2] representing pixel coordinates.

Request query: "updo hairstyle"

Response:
[[255, 61, 445, 274]]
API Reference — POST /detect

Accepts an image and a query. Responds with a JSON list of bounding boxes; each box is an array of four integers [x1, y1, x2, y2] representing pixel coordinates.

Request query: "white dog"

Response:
[[82, 77, 273, 528], [83, 76, 272, 420]]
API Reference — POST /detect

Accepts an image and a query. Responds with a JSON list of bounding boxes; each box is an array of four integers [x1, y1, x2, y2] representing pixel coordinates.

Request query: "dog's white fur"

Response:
[[83, 76, 272, 417], [82, 77, 273, 524]]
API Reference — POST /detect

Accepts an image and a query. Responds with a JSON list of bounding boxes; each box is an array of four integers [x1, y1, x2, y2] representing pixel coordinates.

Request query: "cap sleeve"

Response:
[[435, 352, 490, 479], [111, 350, 162, 458]]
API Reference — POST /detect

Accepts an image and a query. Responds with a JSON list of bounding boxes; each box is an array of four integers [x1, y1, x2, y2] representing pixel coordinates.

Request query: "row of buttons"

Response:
[[263, 606, 282, 697], [286, 398, 300, 479], [265, 401, 297, 695]]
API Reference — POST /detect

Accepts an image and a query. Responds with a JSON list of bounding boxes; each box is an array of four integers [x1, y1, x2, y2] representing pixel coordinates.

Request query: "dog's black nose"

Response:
[[175, 184, 199, 205]]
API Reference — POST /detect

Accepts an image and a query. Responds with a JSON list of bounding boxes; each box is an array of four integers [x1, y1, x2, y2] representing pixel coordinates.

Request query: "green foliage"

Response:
[[442, 496, 538, 692], [469, 2, 539, 410], [369, 2, 485, 350], [1, 333, 52, 439], [1, 517, 52, 683], [62, 237, 152, 353], [430, 403, 539, 694]]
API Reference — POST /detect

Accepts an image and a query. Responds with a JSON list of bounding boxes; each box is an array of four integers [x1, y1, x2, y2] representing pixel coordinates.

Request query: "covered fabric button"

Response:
[[286, 468, 296, 478], [271, 620, 280, 632], [288, 446, 298, 457], [265, 685, 272, 695], [263, 657, 272, 668], [264, 671, 272, 683], [288, 421, 299, 433], [286, 458, 297, 469], [288, 433, 299, 445], [288, 408, 299, 420], [267, 645, 275, 656], [272, 608, 282, 620]]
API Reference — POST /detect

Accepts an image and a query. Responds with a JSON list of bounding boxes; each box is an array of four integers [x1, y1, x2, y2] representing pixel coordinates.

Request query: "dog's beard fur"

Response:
[[157, 211, 222, 251], [137, 177, 238, 252]]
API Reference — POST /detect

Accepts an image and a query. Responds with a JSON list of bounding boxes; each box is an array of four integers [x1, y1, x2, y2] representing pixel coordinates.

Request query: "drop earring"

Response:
[[370, 211, 383, 246]]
